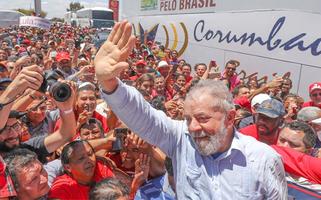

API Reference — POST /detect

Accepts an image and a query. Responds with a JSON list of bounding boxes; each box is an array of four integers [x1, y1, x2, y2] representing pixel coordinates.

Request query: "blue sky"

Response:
[[0, 0, 109, 18]]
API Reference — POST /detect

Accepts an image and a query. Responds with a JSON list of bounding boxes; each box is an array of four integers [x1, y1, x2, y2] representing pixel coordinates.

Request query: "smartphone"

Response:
[[75, 40, 81, 49], [173, 84, 181, 92], [112, 128, 129, 152]]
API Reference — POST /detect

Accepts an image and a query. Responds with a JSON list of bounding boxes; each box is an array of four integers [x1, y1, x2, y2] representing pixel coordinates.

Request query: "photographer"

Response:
[[0, 65, 77, 163]]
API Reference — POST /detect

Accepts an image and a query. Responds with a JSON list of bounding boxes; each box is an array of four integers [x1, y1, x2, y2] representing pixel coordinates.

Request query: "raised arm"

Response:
[[44, 81, 77, 153], [94, 21, 184, 157], [0, 65, 43, 130]]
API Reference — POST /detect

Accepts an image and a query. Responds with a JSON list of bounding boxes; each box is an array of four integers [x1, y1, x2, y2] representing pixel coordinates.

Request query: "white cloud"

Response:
[[0, 0, 110, 19]]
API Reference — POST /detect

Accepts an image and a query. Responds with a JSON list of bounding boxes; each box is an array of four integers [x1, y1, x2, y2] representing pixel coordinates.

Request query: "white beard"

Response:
[[190, 119, 227, 156]]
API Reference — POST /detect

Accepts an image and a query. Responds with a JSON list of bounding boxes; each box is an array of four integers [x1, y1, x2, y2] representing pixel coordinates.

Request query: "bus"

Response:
[[75, 7, 114, 28], [120, 0, 321, 100]]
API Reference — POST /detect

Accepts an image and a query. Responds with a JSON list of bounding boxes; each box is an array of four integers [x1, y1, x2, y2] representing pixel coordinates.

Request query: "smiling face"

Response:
[[195, 64, 206, 77], [310, 89, 321, 105], [184, 93, 235, 156], [1, 118, 21, 149], [76, 90, 97, 114]]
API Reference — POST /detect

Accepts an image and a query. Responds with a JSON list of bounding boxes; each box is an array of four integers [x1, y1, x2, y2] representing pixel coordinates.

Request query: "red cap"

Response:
[[18, 47, 26, 54], [135, 60, 147, 66], [234, 96, 251, 111], [56, 52, 71, 62], [309, 82, 321, 93], [22, 39, 31, 45]]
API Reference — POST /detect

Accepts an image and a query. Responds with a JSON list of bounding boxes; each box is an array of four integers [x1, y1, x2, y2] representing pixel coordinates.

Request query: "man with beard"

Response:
[[220, 60, 241, 91], [0, 81, 77, 163], [239, 98, 286, 145], [56, 52, 77, 80], [93, 21, 287, 199]]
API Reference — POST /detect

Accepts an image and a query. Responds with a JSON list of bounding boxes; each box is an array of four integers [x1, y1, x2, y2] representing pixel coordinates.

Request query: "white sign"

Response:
[[121, 0, 321, 18], [19, 16, 50, 30], [123, 8, 321, 99]]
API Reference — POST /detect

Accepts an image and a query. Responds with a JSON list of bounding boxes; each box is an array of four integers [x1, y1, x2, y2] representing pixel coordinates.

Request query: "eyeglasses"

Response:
[[311, 93, 321, 97], [0, 122, 21, 134]]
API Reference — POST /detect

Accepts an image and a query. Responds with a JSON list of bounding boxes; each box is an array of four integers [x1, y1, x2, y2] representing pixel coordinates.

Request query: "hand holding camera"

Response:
[[5, 65, 43, 101]]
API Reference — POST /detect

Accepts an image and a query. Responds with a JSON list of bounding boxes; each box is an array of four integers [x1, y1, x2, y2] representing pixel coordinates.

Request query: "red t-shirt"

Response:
[[272, 145, 321, 184], [239, 124, 278, 145], [0, 159, 16, 198], [302, 101, 321, 109], [48, 159, 114, 200]]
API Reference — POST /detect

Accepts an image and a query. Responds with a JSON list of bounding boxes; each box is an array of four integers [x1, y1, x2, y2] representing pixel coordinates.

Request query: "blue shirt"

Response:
[[134, 173, 175, 200], [101, 80, 288, 199]]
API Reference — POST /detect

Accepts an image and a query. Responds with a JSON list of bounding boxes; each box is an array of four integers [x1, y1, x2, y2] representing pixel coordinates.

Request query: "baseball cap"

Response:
[[311, 118, 321, 125], [77, 57, 89, 66], [158, 61, 169, 68], [234, 96, 251, 111], [135, 60, 146, 66], [256, 99, 286, 118], [309, 82, 321, 93], [22, 39, 31, 46], [56, 52, 71, 62], [251, 93, 271, 108], [0, 78, 12, 84]]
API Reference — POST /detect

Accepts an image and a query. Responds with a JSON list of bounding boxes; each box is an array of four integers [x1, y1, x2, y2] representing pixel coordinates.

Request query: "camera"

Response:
[[39, 70, 72, 102]]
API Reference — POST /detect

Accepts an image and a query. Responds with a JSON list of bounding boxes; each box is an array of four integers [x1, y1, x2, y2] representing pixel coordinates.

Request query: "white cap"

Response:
[[312, 118, 321, 125], [251, 93, 271, 107], [157, 61, 169, 68]]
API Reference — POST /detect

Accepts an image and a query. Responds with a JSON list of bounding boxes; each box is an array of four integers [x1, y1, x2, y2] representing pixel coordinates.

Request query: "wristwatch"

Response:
[[0, 99, 15, 110]]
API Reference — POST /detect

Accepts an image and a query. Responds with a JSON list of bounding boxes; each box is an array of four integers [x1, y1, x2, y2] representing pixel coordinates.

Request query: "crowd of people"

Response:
[[0, 19, 320, 199]]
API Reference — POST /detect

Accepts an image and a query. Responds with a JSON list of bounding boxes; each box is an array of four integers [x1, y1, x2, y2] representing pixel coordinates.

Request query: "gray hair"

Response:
[[297, 107, 321, 122], [186, 80, 235, 113], [89, 178, 129, 200], [4, 148, 38, 190]]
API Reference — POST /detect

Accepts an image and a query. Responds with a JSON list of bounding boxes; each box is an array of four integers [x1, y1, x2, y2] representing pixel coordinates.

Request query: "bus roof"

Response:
[[77, 7, 113, 13]]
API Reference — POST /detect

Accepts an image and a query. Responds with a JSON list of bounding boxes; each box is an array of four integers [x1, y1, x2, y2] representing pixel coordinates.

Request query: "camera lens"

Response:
[[50, 82, 71, 102]]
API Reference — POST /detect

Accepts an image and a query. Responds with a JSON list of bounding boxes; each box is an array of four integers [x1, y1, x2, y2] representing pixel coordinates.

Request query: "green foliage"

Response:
[[16, 8, 47, 18], [50, 17, 64, 23], [67, 2, 84, 12]]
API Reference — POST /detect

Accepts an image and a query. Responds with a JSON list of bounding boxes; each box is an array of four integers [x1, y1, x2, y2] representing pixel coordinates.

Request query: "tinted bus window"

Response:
[[92, 11, 113, 20]]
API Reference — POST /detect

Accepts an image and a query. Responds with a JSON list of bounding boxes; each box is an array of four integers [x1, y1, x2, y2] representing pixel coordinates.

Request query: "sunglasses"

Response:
[[311, 92, 321, 97]]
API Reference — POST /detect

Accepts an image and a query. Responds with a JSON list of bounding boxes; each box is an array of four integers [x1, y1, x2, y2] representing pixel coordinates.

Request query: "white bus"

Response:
[[120, 0, 321, 100], [0, 10, 24, 27], [76, 7, 114, 28]]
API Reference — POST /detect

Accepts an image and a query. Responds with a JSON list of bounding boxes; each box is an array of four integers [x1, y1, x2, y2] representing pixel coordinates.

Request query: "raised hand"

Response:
[[131, 153, 151, 191], [4, 65, 43, 101], [94, 21, 136, 92]]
